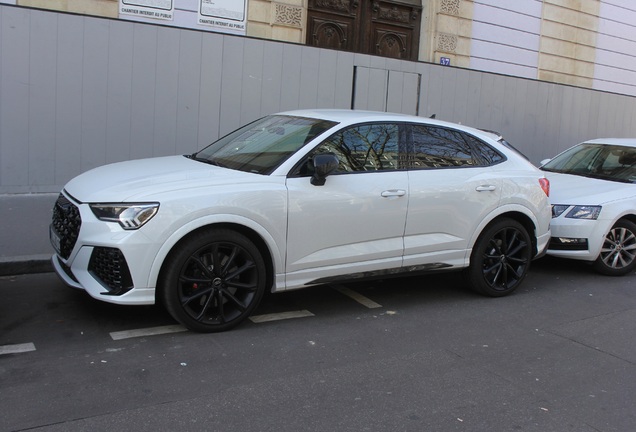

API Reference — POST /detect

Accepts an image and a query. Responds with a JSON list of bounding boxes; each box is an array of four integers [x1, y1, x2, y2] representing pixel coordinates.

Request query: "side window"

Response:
[[312, 123, 401, 172], [410, 125, 477, 168], [464, 134, 505, 165]]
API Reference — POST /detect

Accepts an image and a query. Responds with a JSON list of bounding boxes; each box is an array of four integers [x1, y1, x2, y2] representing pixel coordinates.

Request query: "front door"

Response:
[[284, 122, 409, 288], [307, 0, 422, 61]]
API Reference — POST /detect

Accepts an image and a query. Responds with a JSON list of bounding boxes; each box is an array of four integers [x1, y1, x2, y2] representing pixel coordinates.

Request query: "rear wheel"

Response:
[[159, 228, 266, 333], [593, 219, 636, 276], [467, 218, 532, 297]]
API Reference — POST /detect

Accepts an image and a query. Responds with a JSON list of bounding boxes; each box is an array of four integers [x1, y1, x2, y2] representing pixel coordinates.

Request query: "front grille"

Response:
[[51, 193, 82, 259], [89, 247, 134, 296]]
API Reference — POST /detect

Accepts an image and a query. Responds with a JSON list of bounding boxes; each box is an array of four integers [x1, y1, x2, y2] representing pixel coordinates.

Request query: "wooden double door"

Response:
[[307, 0, 422, 61]]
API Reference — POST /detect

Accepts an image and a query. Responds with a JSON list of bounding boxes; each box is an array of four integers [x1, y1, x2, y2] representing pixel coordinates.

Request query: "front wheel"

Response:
[[593, 219, 636, 276], [159, 228, 266, 333], [466, 218, 532, 297]]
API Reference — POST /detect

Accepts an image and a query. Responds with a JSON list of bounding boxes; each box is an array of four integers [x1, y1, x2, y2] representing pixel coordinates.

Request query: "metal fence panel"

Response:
[[1, 5, 636, 195]]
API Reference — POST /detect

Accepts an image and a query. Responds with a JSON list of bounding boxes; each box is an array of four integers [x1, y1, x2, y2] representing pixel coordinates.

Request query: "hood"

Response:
[[544, 172, 636, 205], [64, 155, 260, 202]]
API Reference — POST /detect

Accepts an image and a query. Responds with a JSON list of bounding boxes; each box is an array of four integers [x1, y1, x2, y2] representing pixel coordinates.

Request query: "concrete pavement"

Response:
[[2, 262, 636, 431]]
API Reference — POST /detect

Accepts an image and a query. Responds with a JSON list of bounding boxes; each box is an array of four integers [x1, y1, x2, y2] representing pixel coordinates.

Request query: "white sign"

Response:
[[120, 0, 174, 21], [198, 0, 247, 32]]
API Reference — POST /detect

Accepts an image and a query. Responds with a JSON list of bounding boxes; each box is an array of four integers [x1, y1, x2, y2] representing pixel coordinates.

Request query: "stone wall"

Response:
[[248, 0, 304, 43], [538, 0, 601, 87], [428, 0, 473, 67]]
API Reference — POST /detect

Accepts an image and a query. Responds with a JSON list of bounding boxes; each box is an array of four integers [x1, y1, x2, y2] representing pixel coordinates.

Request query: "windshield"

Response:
[[541, 143, 636, 183], [193, 115, 337, 174]]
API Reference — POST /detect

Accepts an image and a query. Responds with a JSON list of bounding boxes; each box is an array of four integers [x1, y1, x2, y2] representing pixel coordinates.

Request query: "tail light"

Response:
[[539, 177, 550, 197]]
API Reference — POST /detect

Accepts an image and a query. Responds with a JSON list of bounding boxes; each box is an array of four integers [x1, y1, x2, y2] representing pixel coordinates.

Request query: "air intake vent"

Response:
[[89, 247, 134, 295]]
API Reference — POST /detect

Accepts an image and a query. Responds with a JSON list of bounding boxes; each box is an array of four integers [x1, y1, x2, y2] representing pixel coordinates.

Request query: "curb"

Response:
[[0, 259, 53, 277]]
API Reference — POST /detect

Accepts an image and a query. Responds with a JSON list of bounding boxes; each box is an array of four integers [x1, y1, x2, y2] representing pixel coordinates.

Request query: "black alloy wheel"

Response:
[[593, 219, 636, 276], [467, 218, 532, 297], [160, 228, 266, 333]]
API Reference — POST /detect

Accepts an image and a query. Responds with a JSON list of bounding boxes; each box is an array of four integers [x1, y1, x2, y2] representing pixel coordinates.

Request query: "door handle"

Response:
[[381, 190, 406, 198], [475, 185, 497, 192]]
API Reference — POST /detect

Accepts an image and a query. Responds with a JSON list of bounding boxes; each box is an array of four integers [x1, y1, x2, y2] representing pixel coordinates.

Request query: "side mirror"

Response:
[[311, 154, 339, 186]]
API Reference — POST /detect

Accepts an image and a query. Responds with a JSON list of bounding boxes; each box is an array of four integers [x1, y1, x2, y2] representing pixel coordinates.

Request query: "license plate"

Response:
[[50, 226, 61, 254]]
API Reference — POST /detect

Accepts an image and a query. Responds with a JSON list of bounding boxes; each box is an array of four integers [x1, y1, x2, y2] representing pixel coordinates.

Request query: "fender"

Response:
[[145, 213, 284, 290], [465, 203, 544, 261]]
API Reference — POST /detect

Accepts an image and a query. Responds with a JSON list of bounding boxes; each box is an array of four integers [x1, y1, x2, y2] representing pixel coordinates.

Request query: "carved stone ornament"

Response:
[[274, 3, 303, 27], [440, 0, 460, 16], [437, 32, 457, 52]]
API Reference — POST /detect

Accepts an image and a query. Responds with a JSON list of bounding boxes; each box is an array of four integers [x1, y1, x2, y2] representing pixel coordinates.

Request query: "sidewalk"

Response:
[[0, 193, 58, 276]]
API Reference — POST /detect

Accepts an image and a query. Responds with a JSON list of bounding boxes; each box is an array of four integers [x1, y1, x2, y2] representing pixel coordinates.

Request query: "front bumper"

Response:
[[50, 192, 158, 305], [52, 251, 156, 305], [545, 216, 611, 262]]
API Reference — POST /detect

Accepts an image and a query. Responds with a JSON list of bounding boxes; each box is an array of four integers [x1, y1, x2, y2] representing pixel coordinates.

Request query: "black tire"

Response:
[[159, 228, 266, 333], [593, 219, 636, 276], [467, 218, 532, 297]]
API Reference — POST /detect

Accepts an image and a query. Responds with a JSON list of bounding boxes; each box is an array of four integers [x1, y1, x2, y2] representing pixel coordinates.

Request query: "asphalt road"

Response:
[[1, 257, 635, 432]]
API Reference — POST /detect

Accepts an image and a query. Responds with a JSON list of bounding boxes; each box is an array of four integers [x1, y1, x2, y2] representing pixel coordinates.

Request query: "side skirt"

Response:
[[305, 263, 453, 286]]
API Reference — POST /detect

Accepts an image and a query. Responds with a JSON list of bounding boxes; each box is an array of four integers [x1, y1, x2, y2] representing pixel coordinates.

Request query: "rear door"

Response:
[[403, 124, 503, 268]]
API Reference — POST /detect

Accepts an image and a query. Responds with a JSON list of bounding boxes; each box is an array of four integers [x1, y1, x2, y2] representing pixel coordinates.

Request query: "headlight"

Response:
[[566, 205, 601, 220], [552, 205, 569, 218], [90, 203, 159, 230]]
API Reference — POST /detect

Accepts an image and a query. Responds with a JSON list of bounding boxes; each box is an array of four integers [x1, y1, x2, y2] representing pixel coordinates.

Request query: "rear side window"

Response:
[[465, 134, 505, 165], [410, 125, 475, 168], [409, 125, 504, 168]]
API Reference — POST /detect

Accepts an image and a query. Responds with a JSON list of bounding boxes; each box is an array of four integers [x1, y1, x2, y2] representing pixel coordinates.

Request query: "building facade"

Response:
[[3, 0, 635, 97]]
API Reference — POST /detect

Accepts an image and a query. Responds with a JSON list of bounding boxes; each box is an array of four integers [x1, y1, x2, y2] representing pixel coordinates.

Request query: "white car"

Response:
[[541, 138, 636, 275], [50, 109, 551, 332]]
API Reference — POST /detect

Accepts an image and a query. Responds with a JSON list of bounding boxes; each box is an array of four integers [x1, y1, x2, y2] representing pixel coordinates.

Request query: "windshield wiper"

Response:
[[191, 156, 227, 168]]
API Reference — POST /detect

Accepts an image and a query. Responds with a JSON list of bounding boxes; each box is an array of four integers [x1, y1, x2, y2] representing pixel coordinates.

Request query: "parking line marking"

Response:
[[110, 324, 188, 340], [250, 310, 314, 323], [333, 285, 382, 309], [0, 342, 36, 355]]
